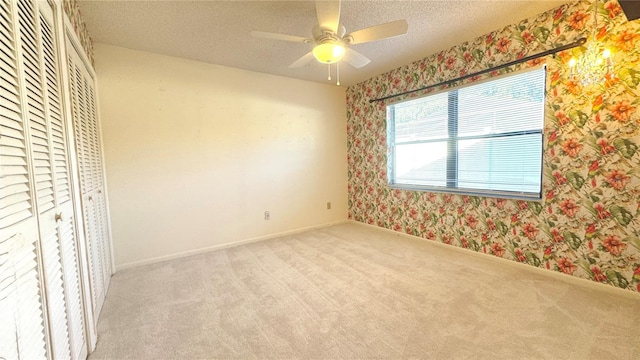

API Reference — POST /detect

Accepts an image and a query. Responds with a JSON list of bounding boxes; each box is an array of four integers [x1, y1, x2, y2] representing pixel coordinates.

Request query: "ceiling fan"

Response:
[[250, 0, 408, 84]]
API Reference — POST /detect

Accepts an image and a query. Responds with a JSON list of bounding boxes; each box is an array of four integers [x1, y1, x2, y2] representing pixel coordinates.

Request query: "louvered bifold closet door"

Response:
[[0, 0, 48, 358], [38, 2, 87, 359], [6, 0, 89, 359], [67, 38, 111, 320], [86, 75, 111, 293]]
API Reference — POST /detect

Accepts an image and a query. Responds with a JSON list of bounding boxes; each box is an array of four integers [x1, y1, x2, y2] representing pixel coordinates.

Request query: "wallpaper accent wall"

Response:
[[346, 0, 640, 293], [63, 0, 94, 64]]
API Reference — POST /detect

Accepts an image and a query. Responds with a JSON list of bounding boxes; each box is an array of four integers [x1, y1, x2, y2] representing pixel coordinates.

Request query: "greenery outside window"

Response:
[[386, 66, 545, 199]]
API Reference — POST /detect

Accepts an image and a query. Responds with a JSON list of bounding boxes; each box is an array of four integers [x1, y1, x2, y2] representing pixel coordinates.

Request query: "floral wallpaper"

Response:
[[346, 0, 640, 293], [62, 0, 94, 64]]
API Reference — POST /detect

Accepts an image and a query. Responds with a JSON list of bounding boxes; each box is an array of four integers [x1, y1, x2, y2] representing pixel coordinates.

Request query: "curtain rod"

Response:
[[369, 37, 587, 103]]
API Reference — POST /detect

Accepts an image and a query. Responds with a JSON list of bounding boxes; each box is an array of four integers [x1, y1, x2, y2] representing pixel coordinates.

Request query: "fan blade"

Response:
[[289, 51, 315, 68], [316, 0, 341, 33], [250, 31, 310, 43], [345, 19, 408, 45], [342, 48, 371, 68]]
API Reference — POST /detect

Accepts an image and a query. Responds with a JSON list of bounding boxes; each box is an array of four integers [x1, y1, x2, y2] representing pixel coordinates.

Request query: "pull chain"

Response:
[[336, 62, 340, 86], [327, 63, 331, 81]]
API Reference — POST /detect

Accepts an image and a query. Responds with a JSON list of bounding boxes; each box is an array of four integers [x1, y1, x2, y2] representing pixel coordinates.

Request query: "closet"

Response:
[[0, 0, 111, 358]]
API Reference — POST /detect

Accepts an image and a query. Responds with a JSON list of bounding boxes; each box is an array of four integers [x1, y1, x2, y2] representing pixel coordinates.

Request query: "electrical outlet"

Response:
[[327, 202, 331, 210], [264, 211, 270, 220]]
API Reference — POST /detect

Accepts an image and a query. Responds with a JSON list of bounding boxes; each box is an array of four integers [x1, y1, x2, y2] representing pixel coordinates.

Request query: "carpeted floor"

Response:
[[90, 222, 640, 359]]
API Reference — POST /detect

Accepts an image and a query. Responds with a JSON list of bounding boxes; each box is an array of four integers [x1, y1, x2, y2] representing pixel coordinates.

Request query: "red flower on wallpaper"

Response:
[[565, 79, 581, 95], [568, 11, 589, 30], [592, 94, 604, 111], [605, 169, 630, 190], [445, 56, 457, 70], [594, 203, 611, 219], [517, 201, 528, 210], [609, 101, 636, 122], [557, 258, 577, 275], [426, 231, 437, 240], [562, 138, 582, 157], [591, 266, 608, 282], [551, 228, 564, 243], [615, 29, 640, 51], [603, 235, 627, 256], [521, 31, 535, 44], [486, 219, 496, 231], [496, 37, 512, 53], [465, 214, 478, 229], [553, 7, 564, 21], [597, 138, 615, 155], [555, 110, 570, 126], [560, 199, 579, 218], [491, 243, 505, 258], [546, 190, 555, 200], [553, 171, 567, 185], [522, 223, 539, 240], [515, 249, 527, 262], [442, 235, 453, 245], [605, 0, 623, 18]]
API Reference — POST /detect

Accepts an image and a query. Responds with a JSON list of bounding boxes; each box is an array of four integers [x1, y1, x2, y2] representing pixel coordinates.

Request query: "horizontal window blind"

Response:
[[388, 66, 545, 199]]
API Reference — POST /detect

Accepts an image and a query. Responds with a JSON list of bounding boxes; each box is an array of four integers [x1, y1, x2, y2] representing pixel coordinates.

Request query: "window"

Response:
[[387, 67, 545, 199]]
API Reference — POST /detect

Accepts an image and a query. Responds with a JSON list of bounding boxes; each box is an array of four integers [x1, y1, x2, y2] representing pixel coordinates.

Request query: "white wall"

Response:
[[94, 44, 348, 269]]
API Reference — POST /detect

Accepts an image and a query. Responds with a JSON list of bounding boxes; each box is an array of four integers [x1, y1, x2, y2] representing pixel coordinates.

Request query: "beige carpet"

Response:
[[90, 222, 640, 359]]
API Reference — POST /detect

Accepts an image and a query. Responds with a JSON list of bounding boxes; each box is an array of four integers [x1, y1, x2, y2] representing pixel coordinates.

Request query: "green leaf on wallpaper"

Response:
[[610, 205, 633, 226], [430, 213, 438, 225], [606, 269, 629, 289], [566, 172, 585, 190], [495, 220, 509, 236], [563, 231, 582, 250], [471, 49, 484, 63], [470, 197, 481, 208], [427, 65, 437, 77], [529, 202, 543, 215], [618, 68, 640, 87], [626, 236, 640, 251], [613, 139, 638, 160], [525, 252, 541, 267], [533, 27, 550, 42], [412, 73, 419, 84], [572, 111, 589, 128]]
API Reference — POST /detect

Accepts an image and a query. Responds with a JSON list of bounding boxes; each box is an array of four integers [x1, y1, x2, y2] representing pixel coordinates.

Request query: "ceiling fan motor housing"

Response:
[[312, 24, 347, 44]]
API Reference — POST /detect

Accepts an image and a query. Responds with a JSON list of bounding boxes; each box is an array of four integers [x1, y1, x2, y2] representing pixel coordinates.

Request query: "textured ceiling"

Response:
[[79, 0, 571, 87]]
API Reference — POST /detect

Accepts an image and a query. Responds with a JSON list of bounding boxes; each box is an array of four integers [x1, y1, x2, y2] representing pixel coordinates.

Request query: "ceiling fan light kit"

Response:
[[250, 0, 408, 85], [313, 42, 345, 64]]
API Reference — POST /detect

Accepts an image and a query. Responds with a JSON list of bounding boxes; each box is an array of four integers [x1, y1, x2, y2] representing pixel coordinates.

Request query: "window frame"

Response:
[[386, 66, 546, 200]]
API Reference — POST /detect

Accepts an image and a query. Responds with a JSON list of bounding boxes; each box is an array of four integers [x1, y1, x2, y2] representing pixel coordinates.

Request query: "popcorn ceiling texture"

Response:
[[347, 0, 640, 293], [63, 0, 93, 64]]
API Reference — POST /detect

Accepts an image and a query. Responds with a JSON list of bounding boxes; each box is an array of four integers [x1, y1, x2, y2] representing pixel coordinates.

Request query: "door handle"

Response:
[[55, 212, 63, 223]]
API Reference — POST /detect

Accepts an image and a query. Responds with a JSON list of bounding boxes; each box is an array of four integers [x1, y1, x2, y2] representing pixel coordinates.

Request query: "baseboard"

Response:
[[349, 220, 640, 300], [115, 219, 350, 271]]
